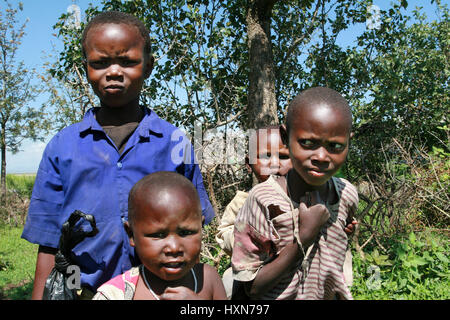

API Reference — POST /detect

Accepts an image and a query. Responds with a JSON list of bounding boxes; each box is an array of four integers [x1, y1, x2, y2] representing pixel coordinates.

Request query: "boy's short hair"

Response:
[[286, 86, 352, 134], [128, 171, 201, 225], [81, 10, 152, 57]]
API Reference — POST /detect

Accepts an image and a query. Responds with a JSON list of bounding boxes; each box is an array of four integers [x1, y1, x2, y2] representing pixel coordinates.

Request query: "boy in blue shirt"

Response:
[[22, 11, 214, 299]]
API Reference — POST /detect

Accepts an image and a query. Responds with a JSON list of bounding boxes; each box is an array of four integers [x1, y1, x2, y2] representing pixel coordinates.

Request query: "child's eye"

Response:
[[89, 60, 109, 69], [147, 232, 166, 239], [279, 154, 290, 160], [120, 59, 139, 67], [299, 139, 316, 148], [329, 142, 346, 151], [178, 229, 197, 237], [258, 153, 271, 160]]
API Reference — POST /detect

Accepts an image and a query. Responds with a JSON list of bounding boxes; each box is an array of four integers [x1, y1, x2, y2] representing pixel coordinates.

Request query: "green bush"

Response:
[[351, 231, 450, 300]]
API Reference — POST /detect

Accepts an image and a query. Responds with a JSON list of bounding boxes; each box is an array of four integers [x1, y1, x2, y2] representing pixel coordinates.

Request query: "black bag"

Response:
[[42, 210, 98, 300]]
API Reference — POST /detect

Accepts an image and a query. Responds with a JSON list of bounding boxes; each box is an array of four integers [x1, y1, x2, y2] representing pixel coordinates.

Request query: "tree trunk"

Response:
[[246, 0, 279, 129], [1, 124, 6, 203]]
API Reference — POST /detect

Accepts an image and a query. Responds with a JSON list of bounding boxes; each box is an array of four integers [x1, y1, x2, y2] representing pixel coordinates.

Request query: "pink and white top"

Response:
[[92, 267, 140, 300]]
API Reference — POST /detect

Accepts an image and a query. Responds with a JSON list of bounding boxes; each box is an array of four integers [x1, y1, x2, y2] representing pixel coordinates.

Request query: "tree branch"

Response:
[[282, 0, 321, 62]]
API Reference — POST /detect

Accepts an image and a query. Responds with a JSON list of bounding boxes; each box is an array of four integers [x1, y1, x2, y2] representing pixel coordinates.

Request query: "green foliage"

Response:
[[345, 2, 449, 180], [352, 231, 450, 299], [5, 174, 35, 199], [0, 174, 35, 226]]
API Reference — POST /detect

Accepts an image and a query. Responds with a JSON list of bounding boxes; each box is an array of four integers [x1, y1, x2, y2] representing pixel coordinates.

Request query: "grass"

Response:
[[0, 225, 38, 299], [0, 174, 37, 299], [5, 174, 35, 199]]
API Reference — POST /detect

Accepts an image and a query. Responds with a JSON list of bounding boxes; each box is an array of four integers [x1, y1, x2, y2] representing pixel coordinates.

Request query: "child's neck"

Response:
[[139, 266, 195, 298], [287, 169, 329, 204], [96, 101, 144, 127]]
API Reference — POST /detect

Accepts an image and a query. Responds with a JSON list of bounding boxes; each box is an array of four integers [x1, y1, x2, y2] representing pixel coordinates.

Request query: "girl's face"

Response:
[[128, 189, 202, 282], [287, 103, 351, 187], [249, 129, 292, 183]]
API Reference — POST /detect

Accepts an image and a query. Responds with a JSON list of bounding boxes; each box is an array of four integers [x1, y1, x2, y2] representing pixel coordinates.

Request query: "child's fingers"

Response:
[[160, 286, 198, 300], [299, 202, 308, 212]]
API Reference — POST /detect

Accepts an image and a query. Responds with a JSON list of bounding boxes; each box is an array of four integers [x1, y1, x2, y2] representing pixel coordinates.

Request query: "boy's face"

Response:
[[84, 23, 153, 109], [287, 103, 351, 187], [128, 187, 202, 282], [248, 129, 292, 183]]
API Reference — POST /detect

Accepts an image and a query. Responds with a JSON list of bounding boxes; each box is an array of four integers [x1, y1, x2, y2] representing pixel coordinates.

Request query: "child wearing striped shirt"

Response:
[[231, 87, 358, 299]]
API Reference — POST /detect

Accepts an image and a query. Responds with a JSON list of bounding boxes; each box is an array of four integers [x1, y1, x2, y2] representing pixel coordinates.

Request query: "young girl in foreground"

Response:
[[231, 87, 359, 300], [93, 171, 226, 300]]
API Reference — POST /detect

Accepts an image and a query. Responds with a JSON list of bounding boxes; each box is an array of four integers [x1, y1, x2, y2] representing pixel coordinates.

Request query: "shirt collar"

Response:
[[78, 107, 164, 138]]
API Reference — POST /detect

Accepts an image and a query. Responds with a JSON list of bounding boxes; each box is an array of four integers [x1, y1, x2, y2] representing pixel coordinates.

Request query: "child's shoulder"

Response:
[[194, 263, 222, 282], [195, 263, 227, 300], [247, 176, 290, 207], [44, 121, 86, 151], [248, 176, 278, 194], [142, 107, 191, 138], [332, 177, 359, 204]]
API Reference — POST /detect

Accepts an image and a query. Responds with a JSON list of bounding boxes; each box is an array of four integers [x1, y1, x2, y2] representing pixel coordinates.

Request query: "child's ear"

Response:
[[245, 156, 253, 174], [350, 132, 355, 139], [124, 221, 135, 247], [144, 55, 154, 78], [279, 124, 289, 146], [82, 57, 91, 81]]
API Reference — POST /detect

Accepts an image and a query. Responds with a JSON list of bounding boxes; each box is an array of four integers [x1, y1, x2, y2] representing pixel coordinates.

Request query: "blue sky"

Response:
[[4, 0, 444, 174], [6, 0, 102, 174]]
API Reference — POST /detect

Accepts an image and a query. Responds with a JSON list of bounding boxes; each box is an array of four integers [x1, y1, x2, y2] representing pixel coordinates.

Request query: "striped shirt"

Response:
[[231, 175, 358, 300]]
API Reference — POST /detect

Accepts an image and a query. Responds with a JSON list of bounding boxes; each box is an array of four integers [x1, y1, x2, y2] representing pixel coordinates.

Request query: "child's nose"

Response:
[[106, 64, 123, 79], [311, 146, 329, 162], [163, 235, 183, 255], [269, 155, 280, 168]]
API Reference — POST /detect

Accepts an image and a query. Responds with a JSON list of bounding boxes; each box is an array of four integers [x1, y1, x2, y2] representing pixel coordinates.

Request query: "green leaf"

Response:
[[409, 232, 416, 244], [435, 252, 449, 264], [411, 256, 428, 266]]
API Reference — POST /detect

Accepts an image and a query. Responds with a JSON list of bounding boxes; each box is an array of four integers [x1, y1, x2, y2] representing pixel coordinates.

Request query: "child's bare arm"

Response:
[[31, 245, 57, 300], [245, 202, 330, 298], [244, 240, 302, 298], [205, 264, 227, 300]]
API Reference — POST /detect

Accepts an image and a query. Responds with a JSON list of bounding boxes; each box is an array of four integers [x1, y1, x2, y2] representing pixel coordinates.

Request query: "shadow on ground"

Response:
[[0, 280, 33, 300]]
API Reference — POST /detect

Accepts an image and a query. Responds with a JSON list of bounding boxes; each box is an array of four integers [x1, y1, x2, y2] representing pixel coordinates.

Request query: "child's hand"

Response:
[[344, 219, 358, 235], [159, 286, 200, 300], [297, 199, 330, 249]]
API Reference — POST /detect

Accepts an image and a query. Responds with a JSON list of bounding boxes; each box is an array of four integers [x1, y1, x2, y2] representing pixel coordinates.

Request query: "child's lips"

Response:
[[308, 169, 327, 177], [161, 261, 185, 270], [104, 85, 124, 93]]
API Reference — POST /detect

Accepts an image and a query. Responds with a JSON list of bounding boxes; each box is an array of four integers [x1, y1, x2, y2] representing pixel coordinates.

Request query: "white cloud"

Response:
[[6, 139, 48, 174]]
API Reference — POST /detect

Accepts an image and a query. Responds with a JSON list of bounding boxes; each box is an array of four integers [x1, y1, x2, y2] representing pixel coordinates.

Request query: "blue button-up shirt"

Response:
[[22, 107, 215, 291]]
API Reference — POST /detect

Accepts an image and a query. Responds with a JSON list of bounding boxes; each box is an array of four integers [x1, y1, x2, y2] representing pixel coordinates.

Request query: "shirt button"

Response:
[[117, 162, 122, 169]]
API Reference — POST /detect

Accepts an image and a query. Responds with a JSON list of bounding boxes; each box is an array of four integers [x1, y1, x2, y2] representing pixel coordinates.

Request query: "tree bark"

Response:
[[1, 124, 6, 203], [246, 0, 279, 129]]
